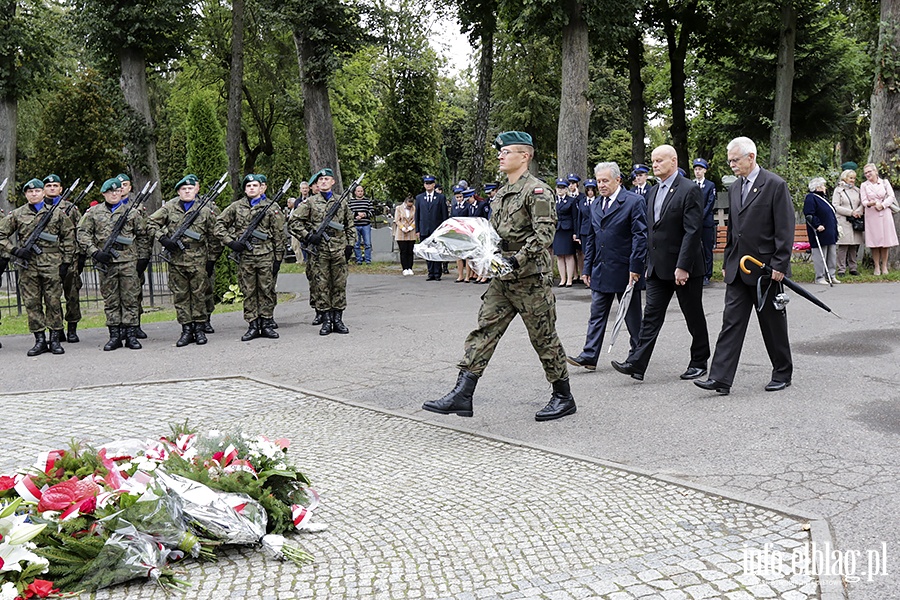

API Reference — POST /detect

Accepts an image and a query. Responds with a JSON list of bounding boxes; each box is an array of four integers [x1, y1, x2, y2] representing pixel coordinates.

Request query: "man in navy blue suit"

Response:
[[567, 162, 647, 370], [693, 158, 717, 285], [612, 144, 710, 382], [415, 174, 448, 280]]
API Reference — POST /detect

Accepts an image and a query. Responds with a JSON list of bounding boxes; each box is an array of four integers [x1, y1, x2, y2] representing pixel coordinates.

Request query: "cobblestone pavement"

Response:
[[1, 378, 823, 599]]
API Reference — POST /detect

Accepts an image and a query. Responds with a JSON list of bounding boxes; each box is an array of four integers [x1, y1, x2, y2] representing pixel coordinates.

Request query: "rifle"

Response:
[[13, 178, 80, 269], [160, 173, 229, 263], [94, 181, 157, 273], [302, 173, 365, 256], [228, 179, 292, 263], [63, 180, 95, 217]]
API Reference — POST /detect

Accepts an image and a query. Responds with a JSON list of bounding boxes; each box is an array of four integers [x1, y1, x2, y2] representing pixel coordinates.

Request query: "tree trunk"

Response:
[[558, 1, 591, 179], [664, 20, 690, 170], [0, 97, 14, 213], [869, 0, 900, 266], [226, 0, 245, 200], [118, 47, 162, 212], [292, 32, 343, 193], [470, 28, 494, 192], [626, 29, 646, 166], [770, 0, 796, 171]]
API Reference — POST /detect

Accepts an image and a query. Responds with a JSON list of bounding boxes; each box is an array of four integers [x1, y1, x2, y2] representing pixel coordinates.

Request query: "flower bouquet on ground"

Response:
[[414, 217, 512, 278]]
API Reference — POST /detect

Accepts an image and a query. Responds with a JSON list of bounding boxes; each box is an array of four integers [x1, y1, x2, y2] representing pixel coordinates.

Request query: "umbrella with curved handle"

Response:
[[740, 255, 840, 318]]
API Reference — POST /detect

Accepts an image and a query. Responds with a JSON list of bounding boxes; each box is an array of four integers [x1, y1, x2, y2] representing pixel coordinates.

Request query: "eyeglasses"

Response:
[[726, 154, 749, 165], [498, 149, 526, 157]]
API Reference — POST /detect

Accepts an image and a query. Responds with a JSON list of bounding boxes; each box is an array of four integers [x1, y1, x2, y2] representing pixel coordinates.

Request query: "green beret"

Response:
[[493, 131, 533, 150], [308, 168, 334, 186], [22, 178, 44, 192], [43, 174, 61, 184], [255, 174, 267, 183], [242, 174, 259, 186], [174, 176, 195, 191], [841, 161, 858, 171], [100, 178, 122, 193], [116, 173, 131, 183]]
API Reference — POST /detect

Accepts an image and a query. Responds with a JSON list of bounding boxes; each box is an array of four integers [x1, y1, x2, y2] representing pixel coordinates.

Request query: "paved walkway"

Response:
[[2, 271, 898, 598]]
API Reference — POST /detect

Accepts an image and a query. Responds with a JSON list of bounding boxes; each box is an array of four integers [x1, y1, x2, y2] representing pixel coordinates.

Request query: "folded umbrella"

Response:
[[740, 255, 840, 318], [805, 215, 833, 286], [607, 280, 636, 353]]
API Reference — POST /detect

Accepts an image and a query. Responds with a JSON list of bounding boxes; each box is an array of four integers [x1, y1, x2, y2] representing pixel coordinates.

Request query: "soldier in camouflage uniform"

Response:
[[149, 175, 222, 347], [423, 131, 577, 422], [0, 179, 75, 356], [215, 174, 285, 341], [288, 168, 354, 336], [117, 173, 153, 339], [78, 178, 145, 351], [43, 174, 84, 343]]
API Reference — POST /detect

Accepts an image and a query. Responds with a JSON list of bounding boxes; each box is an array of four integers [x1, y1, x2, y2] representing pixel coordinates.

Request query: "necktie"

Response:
[[602, 197, 611, 212], [654, 184, 666, 221], [741, 178, 751, 206]]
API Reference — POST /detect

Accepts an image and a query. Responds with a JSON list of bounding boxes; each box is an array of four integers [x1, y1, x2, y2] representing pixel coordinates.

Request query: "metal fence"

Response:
[[0, 255, 173, 315]]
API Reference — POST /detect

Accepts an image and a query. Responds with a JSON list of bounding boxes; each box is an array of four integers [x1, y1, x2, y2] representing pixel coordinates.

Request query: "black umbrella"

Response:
[[804, 215, 834, 286], [740, 255, 841, 318]]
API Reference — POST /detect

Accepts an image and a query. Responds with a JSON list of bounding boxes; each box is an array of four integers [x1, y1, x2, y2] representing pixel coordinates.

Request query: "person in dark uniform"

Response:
[[693, 158, 717, 285], [573, 178, 597, 277], [696, 136, 794, 395], [450, 185, 471, 282], [567, 173, 585, 281], [43, 174, 84, 343], [415, 175, 448, 281], [553, 178, 577, 286], [631, 164, 651, 202]]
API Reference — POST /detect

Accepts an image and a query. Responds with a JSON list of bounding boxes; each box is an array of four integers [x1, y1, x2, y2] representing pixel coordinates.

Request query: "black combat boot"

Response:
[[48, 330, 65, 355], [124, 326, 142, 350], [311, 310, 325, 326], [27, 331, 49, 357], [535, 378, 577, 421], [134, 319, 148, 339], [332, 310, 349, 334], [176, 323, 195, 347], [66, 322, 80, 343], [422, 370, 478, 417], [259, 317, 279, 339], [202, 318, 215, 334], [318, 310, 333, 336], [241, 318, 261, 342], [271, 318, 279, 329], [193, 322, 208, 345], [103, 327, 122, 351]]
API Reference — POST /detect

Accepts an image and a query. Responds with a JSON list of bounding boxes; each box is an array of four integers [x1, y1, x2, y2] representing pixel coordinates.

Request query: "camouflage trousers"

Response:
[[238, 255, 276, 322], [169, 263, 210, 324], [205, 271, 215, 316], [99, 261, 140, 327], [63, 260, 82, 324], [308, 250, 348, 311], [306, 252, 320, 309], [458, 272, 569, 383], [19, 266, 64, 332]]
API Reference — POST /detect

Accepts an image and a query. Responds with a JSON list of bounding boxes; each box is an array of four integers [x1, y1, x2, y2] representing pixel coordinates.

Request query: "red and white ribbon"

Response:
[[291, 489, 320, 529]]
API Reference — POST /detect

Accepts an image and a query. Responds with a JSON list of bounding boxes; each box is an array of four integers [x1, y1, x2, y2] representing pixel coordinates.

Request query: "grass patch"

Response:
[[280, 261, 402, 276], [0, 293, 295, 336]]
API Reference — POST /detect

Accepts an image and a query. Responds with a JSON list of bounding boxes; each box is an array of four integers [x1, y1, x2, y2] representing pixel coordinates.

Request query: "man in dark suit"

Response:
[[568, 163, 647, 370], [693, 158, 717, 285], [415, 174, 448, 280], [612, 144, 709, 381], [696, 137, 794, 395], [630, 164, 651, 202]]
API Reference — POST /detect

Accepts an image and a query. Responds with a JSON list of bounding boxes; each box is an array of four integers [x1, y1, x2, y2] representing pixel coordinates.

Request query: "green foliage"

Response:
[[330, 46, 382, 181], [0, 0, 59, 99], [592, 129, 633, 171], [186, 94, 228, 191], [221, 282, 243, 304], [214, 252, 238, 304], [19, 70, 125, 203]]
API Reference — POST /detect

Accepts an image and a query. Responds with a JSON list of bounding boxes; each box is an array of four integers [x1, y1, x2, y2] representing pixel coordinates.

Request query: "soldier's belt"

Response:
[[500, 240, 524, 252]]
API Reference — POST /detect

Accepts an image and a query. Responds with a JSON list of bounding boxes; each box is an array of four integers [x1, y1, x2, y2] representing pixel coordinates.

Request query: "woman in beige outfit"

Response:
[[831, 169, 864, 276], [393, 195, 418, 275]]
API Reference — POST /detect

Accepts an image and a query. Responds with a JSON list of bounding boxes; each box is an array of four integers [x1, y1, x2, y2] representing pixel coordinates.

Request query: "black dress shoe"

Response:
[[850, 270, 859, 276], [566, 355, 596, 371], [426, 276, 436, 281], [694, 379, 730, 395], [679, 367, 708, 380], [610, 360, 644, 381], [764, 380, 791, 392]]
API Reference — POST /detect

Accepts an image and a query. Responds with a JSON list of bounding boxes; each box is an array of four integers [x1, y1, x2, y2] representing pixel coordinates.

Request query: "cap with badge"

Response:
[[483, 182, 498, 192], [451, 185, 465, 195], [692, 158, 709, 169], [566, 173, 581, 183], [308, 169, 333, 186], [493, 131, 533, 150], [43, 174, 61, 184], [22, 179, 44, 192], [555, 178, 568, 188], [116, 173, 131, 183], [422, 174, 436, 183], [632, 163, 649, 175], [100, 178, 122, 193], [255, 174, 267, 183], [584, 178, 598, 189], [462, 188, 476, 199], [174, 175, 195, 191]]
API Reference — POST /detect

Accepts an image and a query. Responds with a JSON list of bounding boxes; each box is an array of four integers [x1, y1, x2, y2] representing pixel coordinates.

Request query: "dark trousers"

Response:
[[702, 225, 715, 279], [426, 260, 442, 279], [627, 275, 709, 374], [579, 288, 642, 362], [397, 241, 415, 270], [709, 278, 792, 386]]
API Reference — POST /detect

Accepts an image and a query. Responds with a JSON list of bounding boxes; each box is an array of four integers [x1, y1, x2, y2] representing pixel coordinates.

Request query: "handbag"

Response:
[[848, 215, 865, 231]]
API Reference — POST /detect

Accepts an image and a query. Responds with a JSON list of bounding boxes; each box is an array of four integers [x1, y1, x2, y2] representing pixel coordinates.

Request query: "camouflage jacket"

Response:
[[215, 196, 285, 261], [288, 192, 353, 256], [148, 198, 223, 267], [0, 202, 76, 267], [51, 197, 84, 262], [77, 202, 145, 263], [121, 196, 153, 260], [491, 171, 557, 279]]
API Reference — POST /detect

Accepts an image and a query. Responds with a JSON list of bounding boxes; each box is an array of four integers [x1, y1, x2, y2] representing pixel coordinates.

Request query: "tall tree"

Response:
[[869, 0, 900, 180], [770, 0, 797, 169], [626, 29, 647, 165], [74, 0, 196, 212], [187, 95, 228, 187], [227, 0, 245, 198], [558, 0, 591, 179]]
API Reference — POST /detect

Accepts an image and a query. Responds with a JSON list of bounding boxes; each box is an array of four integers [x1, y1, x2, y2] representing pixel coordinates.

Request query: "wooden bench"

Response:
[[714, 224, 808, 257]]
